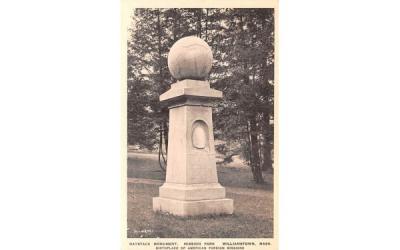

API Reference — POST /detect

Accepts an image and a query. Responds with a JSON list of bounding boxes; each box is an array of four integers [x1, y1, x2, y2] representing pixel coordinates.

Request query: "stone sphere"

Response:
[[168, 36, 213, 81]]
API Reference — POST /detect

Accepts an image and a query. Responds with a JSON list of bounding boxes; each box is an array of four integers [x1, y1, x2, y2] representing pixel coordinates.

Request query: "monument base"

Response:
[[153, 197, 233, 217], [159, 183, 226, 201]]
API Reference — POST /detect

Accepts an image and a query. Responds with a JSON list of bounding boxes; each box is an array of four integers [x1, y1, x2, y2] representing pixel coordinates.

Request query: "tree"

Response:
[[127, 8, 275, 183], [212, 9, 274, 183]]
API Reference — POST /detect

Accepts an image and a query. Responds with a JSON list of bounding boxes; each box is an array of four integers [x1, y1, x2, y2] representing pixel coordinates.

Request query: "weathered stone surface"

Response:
[[192, 121, 208, 149], [159, 183, 226, 201], [159, 79, 222, 105], [153, 36, 233, 217], [153, 197, 233, 217], [163, 104, 218, 185], [168, 36, 213, 80]]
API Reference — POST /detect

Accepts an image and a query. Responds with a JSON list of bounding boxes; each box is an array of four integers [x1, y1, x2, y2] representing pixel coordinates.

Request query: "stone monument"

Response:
[[153, 36, 234, 217]]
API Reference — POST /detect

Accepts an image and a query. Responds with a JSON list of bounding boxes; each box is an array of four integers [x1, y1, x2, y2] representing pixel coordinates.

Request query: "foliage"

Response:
[[127, 8, 274, 182]]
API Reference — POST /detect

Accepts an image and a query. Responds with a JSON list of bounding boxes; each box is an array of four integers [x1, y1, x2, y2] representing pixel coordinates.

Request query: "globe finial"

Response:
[[168, 36, 213, 81]]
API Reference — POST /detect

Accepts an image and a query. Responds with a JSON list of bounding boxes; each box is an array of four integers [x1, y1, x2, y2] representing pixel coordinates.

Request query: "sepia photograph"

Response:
[[126, 7, 276, 239], [4, 1, 400, 250]]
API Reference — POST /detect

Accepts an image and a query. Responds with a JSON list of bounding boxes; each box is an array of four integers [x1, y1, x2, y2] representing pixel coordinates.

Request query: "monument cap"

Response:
[[168, 36, 213, 81]]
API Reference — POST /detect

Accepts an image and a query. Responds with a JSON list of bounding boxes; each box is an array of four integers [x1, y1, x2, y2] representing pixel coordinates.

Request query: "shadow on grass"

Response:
[[127, 183, 273, 238], [127, 153, 274, 238], [128, 153, 273, 191], [154, 211, 235, 220]]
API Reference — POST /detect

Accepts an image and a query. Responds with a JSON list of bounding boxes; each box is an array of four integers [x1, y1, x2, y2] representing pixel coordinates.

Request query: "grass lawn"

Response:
[[127, 152, 273, 190], [127, 152, 273, 238]]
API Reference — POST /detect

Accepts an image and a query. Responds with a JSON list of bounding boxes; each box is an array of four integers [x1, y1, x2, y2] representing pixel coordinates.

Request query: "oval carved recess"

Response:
[[192, 121, 208, 149]]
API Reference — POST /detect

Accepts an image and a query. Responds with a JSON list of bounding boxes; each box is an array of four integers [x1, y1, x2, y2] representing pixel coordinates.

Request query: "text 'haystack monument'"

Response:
[[153, 36, 234, 216]]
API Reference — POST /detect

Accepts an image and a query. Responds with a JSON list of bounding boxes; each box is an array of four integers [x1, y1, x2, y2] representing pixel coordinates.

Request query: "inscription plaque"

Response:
[[192, 121, 208, 149]]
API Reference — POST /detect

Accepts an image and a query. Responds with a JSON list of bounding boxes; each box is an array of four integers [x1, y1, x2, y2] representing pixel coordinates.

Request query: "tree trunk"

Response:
[[240, 14, 263, 183], [172, 9, 177, 42], [250, 117, 264, 183], [260, 115, 273, 171], [157, 10, 163, 86], [262, 140, 273, 171], [205, 9, 208, 42], [247, 121, 255, 180], [197, 9, 202, 38], [158, 123, 166, 172], [163, 120, 168, 156]]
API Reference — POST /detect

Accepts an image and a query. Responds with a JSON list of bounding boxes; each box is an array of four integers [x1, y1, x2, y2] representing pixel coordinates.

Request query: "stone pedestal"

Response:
[[152, 80, 233, 216]]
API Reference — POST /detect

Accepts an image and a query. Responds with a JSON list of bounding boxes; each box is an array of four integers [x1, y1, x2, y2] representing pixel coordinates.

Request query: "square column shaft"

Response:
[[153, 80, 233, 216]]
